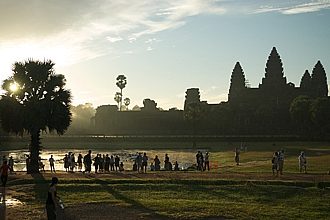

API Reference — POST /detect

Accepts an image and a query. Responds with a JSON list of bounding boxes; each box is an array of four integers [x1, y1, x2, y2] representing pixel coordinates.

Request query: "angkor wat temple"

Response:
[[94, 47, 328, 136]]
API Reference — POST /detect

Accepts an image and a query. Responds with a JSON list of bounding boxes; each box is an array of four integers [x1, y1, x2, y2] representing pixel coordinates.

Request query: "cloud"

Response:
[[106, 36, 123, 43], [0, 1, 226, 62], [254, 1, 330, 15]]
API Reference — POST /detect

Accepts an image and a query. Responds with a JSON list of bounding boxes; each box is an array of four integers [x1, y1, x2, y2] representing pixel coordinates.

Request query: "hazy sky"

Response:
[[0, 0, 329, 110]]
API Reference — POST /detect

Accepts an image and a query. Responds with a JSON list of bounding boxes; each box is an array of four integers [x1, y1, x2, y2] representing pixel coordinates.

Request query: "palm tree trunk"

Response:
[[28, 130, 41, 173], [120, 89, 123, 111]]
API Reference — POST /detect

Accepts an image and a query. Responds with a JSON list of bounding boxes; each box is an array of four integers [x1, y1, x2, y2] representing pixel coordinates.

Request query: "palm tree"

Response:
[[124, 97, 130, 110], [0, 60, 72, 173], [116, 75, 127, 111], [114, 92, 122, 110]]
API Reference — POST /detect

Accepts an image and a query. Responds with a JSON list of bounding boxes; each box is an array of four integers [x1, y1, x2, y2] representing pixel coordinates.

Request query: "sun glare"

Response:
[[9, 83, 18, 92]]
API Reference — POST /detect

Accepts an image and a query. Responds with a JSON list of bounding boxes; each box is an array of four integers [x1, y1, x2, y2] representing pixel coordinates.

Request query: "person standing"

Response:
[[298, 151, 307, 173], [142, 153, 148, 173], [114, 155, 120, 171], [83, 150, 92, 173], [235, 147, 240, 165], [8, 156, 14, 174], [136, 153, 142, 173], [0, 160, 12, 187], [46, 177, 62, 220], [49, 155, 56, 173], [110, 155, 115, 171], [154, 155, 161, 171], [105, 154, 110, 173], [204, 152, 210, 171], [272, 152, 279, 176], [278, 149, 285, 175], [77, 154, 83, 172]]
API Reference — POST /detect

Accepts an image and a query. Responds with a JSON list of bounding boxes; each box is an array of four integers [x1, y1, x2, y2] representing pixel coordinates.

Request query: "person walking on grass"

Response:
[[49, 155, 56, 173], [0, 160, 12, 187], [298, 151, 307, 173], [46, 177, 63, 220]]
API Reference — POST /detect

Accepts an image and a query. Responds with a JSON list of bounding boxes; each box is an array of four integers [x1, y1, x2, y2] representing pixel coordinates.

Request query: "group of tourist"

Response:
[[132, 152, 182, 172], [196, 151, 210, 171]]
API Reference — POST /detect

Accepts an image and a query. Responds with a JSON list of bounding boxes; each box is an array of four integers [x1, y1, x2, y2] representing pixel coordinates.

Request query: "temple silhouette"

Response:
[[94, 47, 328, 136]]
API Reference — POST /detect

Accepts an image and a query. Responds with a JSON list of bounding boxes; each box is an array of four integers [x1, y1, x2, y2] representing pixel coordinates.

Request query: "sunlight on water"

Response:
[[0, 148, 209, 171]]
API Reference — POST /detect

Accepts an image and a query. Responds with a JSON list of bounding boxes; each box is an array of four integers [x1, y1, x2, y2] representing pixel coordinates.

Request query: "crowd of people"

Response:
[[0, 148, 316, 182]]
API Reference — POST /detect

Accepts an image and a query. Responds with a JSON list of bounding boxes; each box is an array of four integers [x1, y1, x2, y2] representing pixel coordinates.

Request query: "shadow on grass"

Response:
[[91, 177, 170, 220]]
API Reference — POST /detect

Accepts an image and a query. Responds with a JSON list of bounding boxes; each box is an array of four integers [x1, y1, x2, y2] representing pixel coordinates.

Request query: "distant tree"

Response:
[[289, 96, 312, 134], [0, 60, 72, 173], [142, 98, 158, 111], [311, 61, 328, 98], [124, 97, 130, 110], [114, 92, 122, 110], [132, 105, 141, 111], [310, 97, 330, 136], [116, 75, 127, 111], [68, 103, 95, 134]]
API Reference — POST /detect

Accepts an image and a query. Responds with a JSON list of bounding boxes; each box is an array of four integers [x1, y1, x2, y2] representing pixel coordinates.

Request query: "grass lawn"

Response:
[[2, 139, 330, 219], [5, 172, 330, 220]]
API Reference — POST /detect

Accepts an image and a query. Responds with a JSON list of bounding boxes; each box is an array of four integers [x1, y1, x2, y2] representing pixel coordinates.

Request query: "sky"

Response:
[[0, 0, 329, 110]]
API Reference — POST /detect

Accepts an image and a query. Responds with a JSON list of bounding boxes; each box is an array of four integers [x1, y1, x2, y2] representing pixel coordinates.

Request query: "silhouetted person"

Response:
[[77, 153, 83, 172], [119, 162, 124, 172], [150, 163, 155, 171], [298, 151, 307, 173], [63, 154, 69, 172], [115, 156, 120, 171], [272, 152, 279, 176], [105, 154, 110, 172], [204, 152, 210, 171], [49, 155, 56, 173], [164, 154, 171, 170], [26, 155, 30, 173], [83, 150, 92, 173], [110, 155, 115, 171], [154, 155, 160, 171], [0, 160, 12, 187], [174, 161, 179, 171], [94, 154, 100, 173], [235, 147, 240, 165], [8, 156, 14, 174], [278, 149, 285, 175], [142, 153, 148, 173], [136, 153, 142, 172], [46, 177, 61, 220]]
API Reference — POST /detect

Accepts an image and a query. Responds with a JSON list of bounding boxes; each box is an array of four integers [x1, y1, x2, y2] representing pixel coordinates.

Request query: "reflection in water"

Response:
[[0, 149, 206, 172]]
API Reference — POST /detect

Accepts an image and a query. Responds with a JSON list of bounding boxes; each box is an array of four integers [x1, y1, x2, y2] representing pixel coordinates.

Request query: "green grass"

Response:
[[8, 176, 330, 220], [3, 139, 330, 219]]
